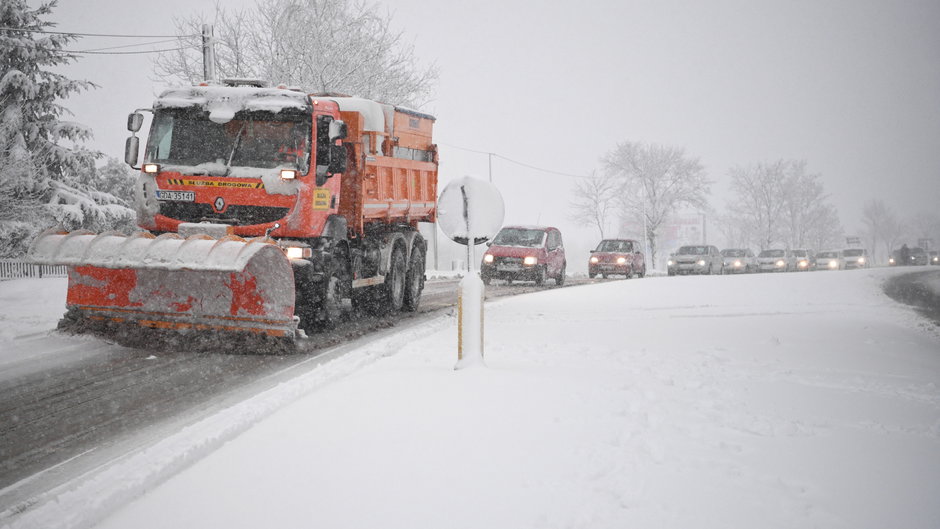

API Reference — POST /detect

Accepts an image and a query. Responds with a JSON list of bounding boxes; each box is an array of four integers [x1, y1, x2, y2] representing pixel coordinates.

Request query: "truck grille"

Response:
[[159, 202, 290, 226]]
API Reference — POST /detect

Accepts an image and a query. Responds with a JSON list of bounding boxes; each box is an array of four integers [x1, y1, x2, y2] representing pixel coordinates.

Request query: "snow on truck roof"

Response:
[[154, 86, 434, 134]]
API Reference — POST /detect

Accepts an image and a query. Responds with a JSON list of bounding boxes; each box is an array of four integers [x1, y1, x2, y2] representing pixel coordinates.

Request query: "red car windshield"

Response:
[[492, 228, 546, 248]]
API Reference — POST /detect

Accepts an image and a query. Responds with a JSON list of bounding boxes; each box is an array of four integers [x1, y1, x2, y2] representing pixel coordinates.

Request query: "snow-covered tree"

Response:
[[0, 0, 133, 257], [602, 142, 710, 267], [153, 0, 438, 108], [569, 170, 618, 239], [0, 2, 135, 257]]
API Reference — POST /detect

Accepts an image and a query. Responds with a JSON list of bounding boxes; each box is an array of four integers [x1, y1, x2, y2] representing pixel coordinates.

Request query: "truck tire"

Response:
[[375, 245, 406, 314], [402, 244, 425, 312]]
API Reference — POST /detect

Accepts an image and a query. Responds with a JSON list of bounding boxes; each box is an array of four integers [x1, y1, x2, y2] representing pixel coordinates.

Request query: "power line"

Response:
[[441, 142, 595, 179], [60, 46, 198, 55], [75, 38, 186, 53], [0, 26, 197, 39]]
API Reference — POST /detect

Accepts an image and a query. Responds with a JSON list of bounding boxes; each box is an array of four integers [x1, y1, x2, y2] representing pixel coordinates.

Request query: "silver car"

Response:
[[667, 245, 723, 275], [815, 250, 844, 271], [842, 248, 870, 269], [720, 248, 757, 274], [757, 249, 794, 272]]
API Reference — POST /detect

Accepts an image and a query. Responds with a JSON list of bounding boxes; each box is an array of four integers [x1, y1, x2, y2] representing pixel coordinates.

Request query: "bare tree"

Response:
[[569, 171, 618, 239], [153, 0, 438, 108], [804, 203, 844, 251], [602, 142, 710, 267], [861, 199, 903, 263], [713, 213, 754, 249], [727, 160, 788, 250], [907, 211, 940, 251]]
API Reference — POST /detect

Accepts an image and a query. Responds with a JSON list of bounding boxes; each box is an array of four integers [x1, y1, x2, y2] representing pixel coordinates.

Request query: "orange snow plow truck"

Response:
[[29, 80, 438, 352]]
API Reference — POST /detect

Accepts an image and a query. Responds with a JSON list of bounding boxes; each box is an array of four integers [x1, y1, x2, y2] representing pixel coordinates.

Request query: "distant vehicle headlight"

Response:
[[933, 257, 939, 262], [483, 254, 494, 263], [590, 256, 599, 264], [828, 260, 838, 268], [617, 257, 627, 264], [776, 260, 785, 267], [857, 257, 865, 264], [697, 259, 706, 266], [889, 257, 896, 264], [667, 259, 675, 266], [523, 256, 538, 266], [734, 260, 742, 267], [798, 260, 808, 267]]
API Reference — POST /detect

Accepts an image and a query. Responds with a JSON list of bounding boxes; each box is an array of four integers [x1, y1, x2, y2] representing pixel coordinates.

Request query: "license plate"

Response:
[[497, 264, 521, 272], [156, 190, 195, 201]]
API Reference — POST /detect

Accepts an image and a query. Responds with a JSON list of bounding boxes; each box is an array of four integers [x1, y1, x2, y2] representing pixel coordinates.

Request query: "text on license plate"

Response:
[[156, 190, 195, 202]]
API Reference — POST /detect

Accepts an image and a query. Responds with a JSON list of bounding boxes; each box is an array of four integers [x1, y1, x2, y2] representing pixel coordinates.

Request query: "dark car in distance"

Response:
[[589, 239, 646, 279]]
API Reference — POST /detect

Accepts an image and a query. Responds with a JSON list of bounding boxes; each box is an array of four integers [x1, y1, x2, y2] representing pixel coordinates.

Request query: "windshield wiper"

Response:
[[225, 120, 249, 176]]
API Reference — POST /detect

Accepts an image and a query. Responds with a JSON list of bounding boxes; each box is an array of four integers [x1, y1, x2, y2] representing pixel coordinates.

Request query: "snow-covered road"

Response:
[[3, 268, 940, 529]]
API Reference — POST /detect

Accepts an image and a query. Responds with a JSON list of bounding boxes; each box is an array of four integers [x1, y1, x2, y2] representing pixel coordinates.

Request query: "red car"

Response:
[[589, 239, 646, 278], [480, 226, 566, 286]]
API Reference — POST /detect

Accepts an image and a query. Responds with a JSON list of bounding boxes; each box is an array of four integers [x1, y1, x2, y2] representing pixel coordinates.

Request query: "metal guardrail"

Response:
[[0, 259, 68, 280]]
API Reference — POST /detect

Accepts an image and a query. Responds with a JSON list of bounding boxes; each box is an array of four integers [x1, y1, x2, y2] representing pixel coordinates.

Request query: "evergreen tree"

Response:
[[0, 0, 125, 257]]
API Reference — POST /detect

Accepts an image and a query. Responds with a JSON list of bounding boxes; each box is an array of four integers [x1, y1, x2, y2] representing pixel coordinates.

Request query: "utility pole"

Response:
[[201, 24, 217, 83]]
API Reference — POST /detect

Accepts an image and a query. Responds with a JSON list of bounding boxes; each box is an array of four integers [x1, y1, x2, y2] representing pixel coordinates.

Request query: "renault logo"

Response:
[[214, 196, 225, 212]]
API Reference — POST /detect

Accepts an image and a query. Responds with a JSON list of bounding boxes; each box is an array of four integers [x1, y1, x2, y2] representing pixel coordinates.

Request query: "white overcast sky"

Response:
[[49, 0, 940, 245]]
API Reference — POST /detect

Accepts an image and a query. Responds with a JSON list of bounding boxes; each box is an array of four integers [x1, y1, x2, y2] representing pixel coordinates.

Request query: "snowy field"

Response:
[[2, 268, 940, 529]]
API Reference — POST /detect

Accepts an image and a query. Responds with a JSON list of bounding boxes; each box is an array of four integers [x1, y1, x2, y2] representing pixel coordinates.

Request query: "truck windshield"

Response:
[[145, 108, 312, 174]]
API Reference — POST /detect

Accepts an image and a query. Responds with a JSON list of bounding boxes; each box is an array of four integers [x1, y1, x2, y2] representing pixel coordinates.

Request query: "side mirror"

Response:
[[127, 112, 144, 132], [125, 136, 140, 167], [329, 120, 348, 141]]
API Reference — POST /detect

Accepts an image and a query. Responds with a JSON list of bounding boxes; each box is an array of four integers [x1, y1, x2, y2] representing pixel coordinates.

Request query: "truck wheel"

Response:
[[379, 246, 407, 313], [402, 244, 425, 312], [293, 265, 320, 333]]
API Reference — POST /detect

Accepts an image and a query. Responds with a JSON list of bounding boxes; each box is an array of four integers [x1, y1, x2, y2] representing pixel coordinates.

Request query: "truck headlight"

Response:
[[697, 259, 706, 266], [590, 256, 599, 264], [857, 257, 865, 264], [667, 259, 675, 266], [617, 257, 627, 264], [798, 260, 808, 268], [776, 260, 785, 267], [284, 246, 312, 259], [734, 260, 742, 267], [279, 169, 297, 180], [523, 256, 538, 266], [483, 254, 494, 263], [143, 163, 160, 174], [889, 257, 895, 264], [829, 261, 838, 268]]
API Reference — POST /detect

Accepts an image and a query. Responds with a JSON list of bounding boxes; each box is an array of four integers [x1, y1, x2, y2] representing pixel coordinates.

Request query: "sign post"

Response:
[[437, 176, 504, 370]]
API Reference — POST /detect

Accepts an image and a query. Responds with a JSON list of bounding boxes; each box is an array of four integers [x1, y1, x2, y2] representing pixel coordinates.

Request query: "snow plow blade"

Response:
[[28, 230, 298, 353]]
